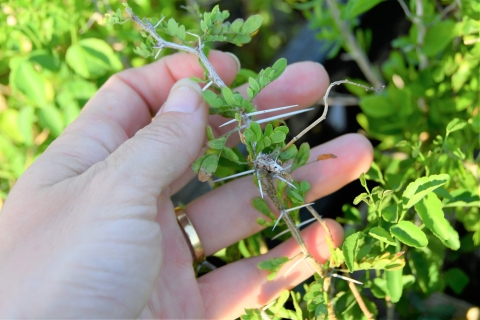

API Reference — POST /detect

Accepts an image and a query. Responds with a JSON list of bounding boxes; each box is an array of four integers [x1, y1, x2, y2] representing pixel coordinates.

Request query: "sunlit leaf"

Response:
[[390, 221, 428, 248]]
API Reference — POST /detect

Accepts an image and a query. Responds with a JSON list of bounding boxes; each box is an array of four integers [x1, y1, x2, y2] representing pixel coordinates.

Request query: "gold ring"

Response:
[[174, 207, 205, 263]]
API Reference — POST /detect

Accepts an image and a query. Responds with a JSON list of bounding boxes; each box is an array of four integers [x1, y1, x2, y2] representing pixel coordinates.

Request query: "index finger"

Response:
[[33, 51, 239, 187]]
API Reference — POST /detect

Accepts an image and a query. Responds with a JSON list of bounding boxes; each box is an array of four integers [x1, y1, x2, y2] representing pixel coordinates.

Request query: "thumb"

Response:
[[104, 78, 208, 196]]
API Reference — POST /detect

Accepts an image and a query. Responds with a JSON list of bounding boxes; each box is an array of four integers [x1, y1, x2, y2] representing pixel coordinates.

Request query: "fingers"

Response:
[[101, 79, 208, 198], [186, 134, 373, 256], [169, 61, 330, 195], [198, 219, 344, 318], [211, 61, 330, 140], [31, 51, 239, 186]]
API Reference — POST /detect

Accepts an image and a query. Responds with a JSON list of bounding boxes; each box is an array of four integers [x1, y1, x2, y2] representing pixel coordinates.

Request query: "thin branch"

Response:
[[125, 7, 226, 88], [324, 0, 384, 88], [397, 0, 428, 70], [272, 217, 317, 240], [283, 80, 382, 150], [348, 281, 374, 319]]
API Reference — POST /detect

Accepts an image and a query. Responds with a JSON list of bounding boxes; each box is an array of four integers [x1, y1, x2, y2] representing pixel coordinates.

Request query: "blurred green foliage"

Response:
[[1, 0, 479, 318], [0, 0, 295, 204]]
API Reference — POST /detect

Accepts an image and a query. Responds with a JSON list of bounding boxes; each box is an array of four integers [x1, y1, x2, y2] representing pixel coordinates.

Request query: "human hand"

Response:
[[0, 51, 372, 319]]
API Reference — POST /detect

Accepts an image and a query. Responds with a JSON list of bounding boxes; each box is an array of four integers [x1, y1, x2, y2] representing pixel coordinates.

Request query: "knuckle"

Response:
[[138, 119, 186, 149]]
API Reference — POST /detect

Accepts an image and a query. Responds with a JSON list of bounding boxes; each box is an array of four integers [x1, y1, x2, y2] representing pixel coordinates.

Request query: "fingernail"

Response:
[[160, 79, 203, 115], [226, 52, 241, 72]]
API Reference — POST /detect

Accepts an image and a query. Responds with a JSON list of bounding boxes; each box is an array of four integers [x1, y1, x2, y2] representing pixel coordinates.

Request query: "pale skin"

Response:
[[0, 51, 373, 319]]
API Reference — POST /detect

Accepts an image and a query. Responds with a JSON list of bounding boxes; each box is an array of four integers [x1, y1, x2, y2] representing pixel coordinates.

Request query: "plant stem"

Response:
[[283, 80, 381, 150], [324, 0, 384, 88], [397, 0, 428, 70], [125, 7, 226, 88], [348, 281, 374, 319]]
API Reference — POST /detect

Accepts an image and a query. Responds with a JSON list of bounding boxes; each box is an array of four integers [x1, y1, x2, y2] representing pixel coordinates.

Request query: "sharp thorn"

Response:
[[255, 108, 315, 125], [212, 169, 255, 183], [219, 118, 237, 127], [285, 203, 315, 213], [285, 256, 303, 276], [272, 210, 285, 231], [202, 81, 213, 91], [257, 175, 264, 199], [303, 259, 314, 274], [331, 273, 363, 285], [275, 175, 297, 189], [245, 104, 298, 117]]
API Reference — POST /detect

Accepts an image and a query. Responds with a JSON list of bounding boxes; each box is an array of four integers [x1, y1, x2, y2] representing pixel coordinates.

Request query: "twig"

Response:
[[283, 80, 382, 150], [324, 0, 384, 88], [397, 0, 428, 70], [125, 7, 226, 88], [348, 281, 374, 319], [305, 205, 336, 319]]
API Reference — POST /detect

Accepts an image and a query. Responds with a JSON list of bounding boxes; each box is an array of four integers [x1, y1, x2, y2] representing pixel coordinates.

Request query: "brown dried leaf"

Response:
[[317, 153, 337, 161], [198, 168, 212, 182]]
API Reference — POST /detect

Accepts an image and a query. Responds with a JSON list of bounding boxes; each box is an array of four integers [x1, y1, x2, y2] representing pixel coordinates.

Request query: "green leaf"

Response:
[[18, 106, 35, 146], [0, 110, 23, 143], [203, 12, 212, 27], [207, 137, 226, 149], [445, 268, 469, 294], [10, 60, 47, 107], [279, 144, 298, 161], [390, 221, 428, 248], [263, 124, 273, 136], [240, 308, 262, 320], [191, 155, 208, 173], [272, 126, 289, 135], [249, 122, 262, 142], [343, 232, 362, 272], [221, 87, 234, 105], [252, 197, 275, 220], [230, 19, 244, 33], [244, 128, 257, 143], [401, 174, 450, 209], [167, 18, 178, 37], [203, 90, 224, 108], [443, 189, 480, 208], [269, 131, 286, 144], [359, 95, 393, 118], [66, 38, 122, 79], [198, 155, 218, 182], [222, 147, 239, 162], [386, 268, 403, 303], [345, 0, 384, 18], [258, 256, 290, 281], [288, 189, 304, 202], [440, 223, 460, 250], [270, 58, 287, 81], [353, 192, 369, 205], [177, 25, 186, 41], [241, 14, 263, 34], [365, 161, 385, 184], [292, 142, 310, 171], [38, 105, 64, 137], [422, 20, 456, 56], [359, 173, 368, 189], [369, 227, 396, 245], [446, 118, 468, 135], [248, 77, 259, 92], [414, 193, 451, 241], [206, 125, 215, 140]]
